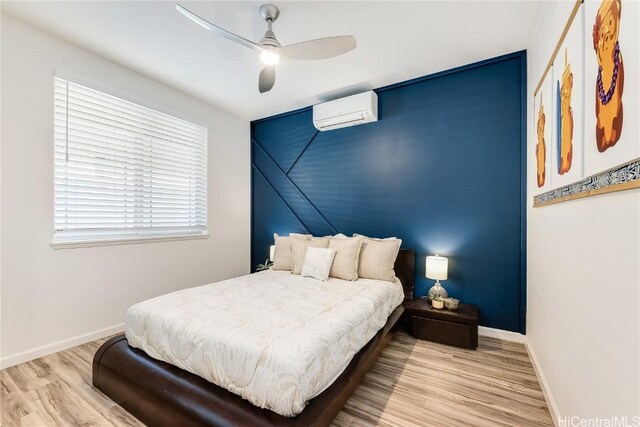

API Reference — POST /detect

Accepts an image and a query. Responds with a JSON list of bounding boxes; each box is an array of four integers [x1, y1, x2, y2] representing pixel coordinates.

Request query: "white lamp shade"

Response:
[[425, 255, 448, 280], [269, 245, 275, 262]]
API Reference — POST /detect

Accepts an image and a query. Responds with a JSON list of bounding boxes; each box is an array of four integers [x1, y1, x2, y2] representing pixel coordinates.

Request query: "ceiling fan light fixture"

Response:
[[259, 50, 280, 65]]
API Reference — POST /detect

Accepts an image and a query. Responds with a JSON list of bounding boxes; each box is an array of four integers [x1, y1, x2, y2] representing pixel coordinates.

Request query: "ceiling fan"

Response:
[[176, 4, 357, 94]]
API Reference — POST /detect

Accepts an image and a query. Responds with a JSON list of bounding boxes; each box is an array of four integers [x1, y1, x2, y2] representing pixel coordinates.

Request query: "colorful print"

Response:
[[556, 81, 562, 174], [536, 97, 546, 187], [559, 49, 574, 175], [593, 0, 624, 151]]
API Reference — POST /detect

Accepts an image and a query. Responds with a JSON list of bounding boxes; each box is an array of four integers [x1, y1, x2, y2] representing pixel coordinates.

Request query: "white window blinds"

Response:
[[53, 77, 208, 245]]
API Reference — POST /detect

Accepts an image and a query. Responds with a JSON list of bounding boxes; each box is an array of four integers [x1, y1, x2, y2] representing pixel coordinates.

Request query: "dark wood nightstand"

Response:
[[403, 298, 478, 349]]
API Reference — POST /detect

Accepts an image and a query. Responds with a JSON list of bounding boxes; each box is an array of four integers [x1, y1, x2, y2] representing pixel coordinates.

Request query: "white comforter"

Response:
[[125, 270, 404, 417]]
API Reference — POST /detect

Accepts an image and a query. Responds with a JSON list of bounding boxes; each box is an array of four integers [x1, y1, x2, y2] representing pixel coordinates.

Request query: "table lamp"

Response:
[[426, 255, 448, 300]]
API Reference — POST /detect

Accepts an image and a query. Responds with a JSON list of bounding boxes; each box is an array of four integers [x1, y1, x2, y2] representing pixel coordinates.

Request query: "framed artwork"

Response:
[[533, 68, 553, 194], [551, 6, 584, 189], [583, 0, 640, 177], [532, 0, 639, 207]]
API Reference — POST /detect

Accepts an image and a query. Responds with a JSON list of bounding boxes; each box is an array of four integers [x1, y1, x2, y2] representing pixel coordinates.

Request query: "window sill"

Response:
[[50, 233, 209, 250]]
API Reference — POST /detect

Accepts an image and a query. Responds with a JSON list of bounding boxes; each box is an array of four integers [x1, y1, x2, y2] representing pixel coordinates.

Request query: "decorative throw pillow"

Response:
[[301, 247, 337, 281], [328, 236, 364, 281], [354, 234, 402, 282], [291, 237, 330, 274], [272, 233, 311, 270]]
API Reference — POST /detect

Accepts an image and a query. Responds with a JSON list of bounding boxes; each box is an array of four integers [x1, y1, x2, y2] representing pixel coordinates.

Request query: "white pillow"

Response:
[[301, 247, 337, 281], [353, 233, 398, 241], [291, 237, 330, 274]]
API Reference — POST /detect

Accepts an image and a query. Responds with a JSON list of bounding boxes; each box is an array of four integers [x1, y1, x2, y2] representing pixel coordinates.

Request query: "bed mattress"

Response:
[[125, 269, 404, 417]]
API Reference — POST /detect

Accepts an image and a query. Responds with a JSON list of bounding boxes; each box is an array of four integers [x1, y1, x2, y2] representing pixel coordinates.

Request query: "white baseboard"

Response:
[[0, 323, 125, 369], [478, 326, 526, 343], [525, 339, 560, 426]]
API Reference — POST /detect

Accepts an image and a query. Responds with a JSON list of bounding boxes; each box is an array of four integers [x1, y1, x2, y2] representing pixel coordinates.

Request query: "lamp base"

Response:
[[427, 281, 448, 301]]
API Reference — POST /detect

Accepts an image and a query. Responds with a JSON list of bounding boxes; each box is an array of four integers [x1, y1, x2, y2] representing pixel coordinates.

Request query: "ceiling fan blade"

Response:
[[176, 4, 265, 54], [276, 35, 356, 60], [258, 65, 276, 93]]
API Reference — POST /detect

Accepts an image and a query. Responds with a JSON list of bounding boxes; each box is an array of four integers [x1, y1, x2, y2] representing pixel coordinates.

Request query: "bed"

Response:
[[93, 249, 414, 427]]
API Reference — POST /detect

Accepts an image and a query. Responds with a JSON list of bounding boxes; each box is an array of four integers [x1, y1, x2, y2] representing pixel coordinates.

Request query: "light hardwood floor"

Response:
[[1, 332, 553, 427]]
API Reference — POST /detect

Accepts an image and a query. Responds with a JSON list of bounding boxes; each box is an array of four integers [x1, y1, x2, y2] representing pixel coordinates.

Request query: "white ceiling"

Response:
[[2, 1, 542, 121]]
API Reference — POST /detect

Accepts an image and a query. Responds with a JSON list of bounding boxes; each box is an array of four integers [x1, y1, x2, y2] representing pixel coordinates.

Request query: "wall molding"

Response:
[[478, 326, 526, 343], [0, 323, 125, 369], [525, 339, 561, 426]]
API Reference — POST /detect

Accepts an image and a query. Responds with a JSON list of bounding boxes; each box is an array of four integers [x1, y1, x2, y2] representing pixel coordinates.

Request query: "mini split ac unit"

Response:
[[312, 91, 378, 131]]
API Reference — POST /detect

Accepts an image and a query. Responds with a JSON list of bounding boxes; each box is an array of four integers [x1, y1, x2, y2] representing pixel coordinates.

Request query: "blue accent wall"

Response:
[[251, 51, 527, 333]]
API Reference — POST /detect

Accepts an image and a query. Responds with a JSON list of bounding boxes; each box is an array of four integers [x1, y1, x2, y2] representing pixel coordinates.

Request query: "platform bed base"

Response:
[[93, 305, 404, 427], [92, 249, 415, 427]]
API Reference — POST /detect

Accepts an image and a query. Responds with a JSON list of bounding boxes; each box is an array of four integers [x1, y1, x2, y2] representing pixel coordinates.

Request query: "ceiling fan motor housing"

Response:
[[260, 30, 281, 48]]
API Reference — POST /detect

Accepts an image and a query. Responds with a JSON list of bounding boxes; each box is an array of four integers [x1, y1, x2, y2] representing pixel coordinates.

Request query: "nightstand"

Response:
[[403, 298, 478, 349]]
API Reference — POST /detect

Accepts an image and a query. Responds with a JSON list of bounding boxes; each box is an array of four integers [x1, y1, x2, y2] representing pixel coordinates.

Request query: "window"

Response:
[[53, 77, 208, 247]]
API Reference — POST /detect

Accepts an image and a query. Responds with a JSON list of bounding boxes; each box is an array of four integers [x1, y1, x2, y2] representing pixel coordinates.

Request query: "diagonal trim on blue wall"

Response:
[[252, 140, 336, 236], [252, 108, 317, 173], [286, 130, 319, 175], [252, 165, 310, 235]]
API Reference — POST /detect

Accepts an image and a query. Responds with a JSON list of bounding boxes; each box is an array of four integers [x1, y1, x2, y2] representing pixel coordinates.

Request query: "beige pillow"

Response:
[[272, 233, 311, 270], [328, 236, 364, 281], [354, 234, 402, 282], [291, 237, 330, 274]]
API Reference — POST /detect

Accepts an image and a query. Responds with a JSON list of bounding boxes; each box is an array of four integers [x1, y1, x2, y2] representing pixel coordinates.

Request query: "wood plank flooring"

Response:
[[1, 332, 553, 427]]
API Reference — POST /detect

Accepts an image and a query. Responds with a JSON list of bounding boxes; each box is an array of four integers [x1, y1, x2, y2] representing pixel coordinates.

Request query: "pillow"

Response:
[[354, 234, 402, 282], [272, 233, 311, 270], [353, 233, 398, 241], [301, 247, 337, 281], [328, 236, 364, 281], [291, 237, 330, 274]]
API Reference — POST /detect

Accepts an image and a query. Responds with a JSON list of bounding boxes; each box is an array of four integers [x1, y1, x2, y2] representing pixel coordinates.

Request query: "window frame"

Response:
[[51, 77, 209, 249]]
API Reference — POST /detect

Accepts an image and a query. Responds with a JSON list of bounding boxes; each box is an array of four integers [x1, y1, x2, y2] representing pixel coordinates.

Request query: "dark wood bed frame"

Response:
[[93, 249, 415, 427]]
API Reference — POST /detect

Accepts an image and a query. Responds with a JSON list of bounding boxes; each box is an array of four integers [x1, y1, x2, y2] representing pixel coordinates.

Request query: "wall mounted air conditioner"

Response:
[[312, 91, 378, 131]]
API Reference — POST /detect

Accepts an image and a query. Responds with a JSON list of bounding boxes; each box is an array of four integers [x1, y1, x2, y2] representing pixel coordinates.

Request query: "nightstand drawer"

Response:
[[410, 316, 473, 349]]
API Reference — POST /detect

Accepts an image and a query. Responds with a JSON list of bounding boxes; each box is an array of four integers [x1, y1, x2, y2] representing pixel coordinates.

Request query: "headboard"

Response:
[[394, 249, 415, 301]]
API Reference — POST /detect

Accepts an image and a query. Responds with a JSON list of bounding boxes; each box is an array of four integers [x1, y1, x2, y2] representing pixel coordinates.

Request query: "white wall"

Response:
[[526, 1, 640, 423], [0, 15, 251, 367]]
